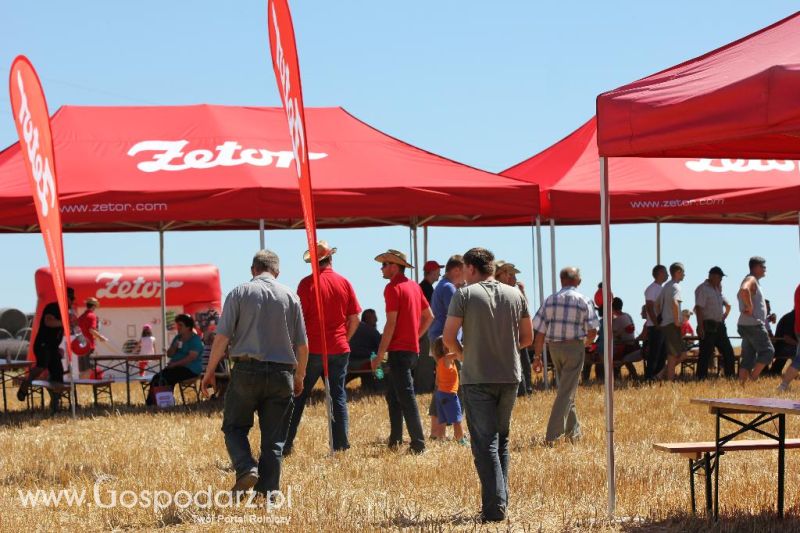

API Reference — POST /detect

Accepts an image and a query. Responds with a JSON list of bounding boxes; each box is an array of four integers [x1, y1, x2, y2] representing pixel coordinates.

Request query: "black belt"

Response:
[[232, 356, 294, 369]]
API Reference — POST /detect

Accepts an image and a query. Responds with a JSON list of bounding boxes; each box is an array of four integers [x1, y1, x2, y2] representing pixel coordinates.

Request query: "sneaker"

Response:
[[16, 386, 28, 402], [777, 382, 790, 392], [231, 471, 259, 493], [457, 437, 469, 447]]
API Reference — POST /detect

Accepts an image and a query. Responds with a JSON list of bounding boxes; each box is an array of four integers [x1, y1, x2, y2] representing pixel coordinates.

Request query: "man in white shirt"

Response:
[[657, 262, 686, 381], [644, 265, 667, 380]]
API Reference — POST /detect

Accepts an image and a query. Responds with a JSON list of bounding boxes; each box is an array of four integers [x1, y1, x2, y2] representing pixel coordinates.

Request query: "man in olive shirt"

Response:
[[201, 250, 308, 497], [443, 247, 533, 523]]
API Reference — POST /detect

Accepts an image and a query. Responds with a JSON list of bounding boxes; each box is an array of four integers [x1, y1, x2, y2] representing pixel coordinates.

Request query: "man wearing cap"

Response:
[[694, 266, 735, 379], [415, 260, 442, 394], [737, 256, 775, 383], [78, 298, 107, 352], [77, 297, 108, 377], [496, 260, 533, 395], [201, 250, 308, 497], [285, 241, 361, 454], [371, 249, 434, 454], [17, 287, 76, 407]]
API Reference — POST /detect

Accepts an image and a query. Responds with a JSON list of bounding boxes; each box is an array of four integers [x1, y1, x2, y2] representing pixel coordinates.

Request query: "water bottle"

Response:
[[370, 352, 384, 380]]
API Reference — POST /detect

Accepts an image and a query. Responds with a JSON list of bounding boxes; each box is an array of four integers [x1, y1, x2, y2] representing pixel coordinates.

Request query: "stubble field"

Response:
[[1, 374, 799, 532]]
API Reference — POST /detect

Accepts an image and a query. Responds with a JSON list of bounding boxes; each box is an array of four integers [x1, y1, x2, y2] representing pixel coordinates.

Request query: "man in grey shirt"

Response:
[[202, 250, 308, 498], [443, 247, 532, 523], [737, 256, 774, 383]]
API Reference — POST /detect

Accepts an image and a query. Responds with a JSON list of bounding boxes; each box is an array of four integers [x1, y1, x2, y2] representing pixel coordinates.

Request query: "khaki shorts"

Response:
[[660, 324, 683, 357]]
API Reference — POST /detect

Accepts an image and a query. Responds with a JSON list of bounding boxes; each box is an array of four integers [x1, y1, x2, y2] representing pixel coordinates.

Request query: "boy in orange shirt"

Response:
[[432, 336, 467, 445]]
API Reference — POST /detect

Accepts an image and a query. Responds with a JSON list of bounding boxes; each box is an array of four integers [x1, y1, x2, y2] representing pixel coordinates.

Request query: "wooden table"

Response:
[[691, 397, 800, 518], [0, 359, 33, 413], [90, 354, 163, 406]]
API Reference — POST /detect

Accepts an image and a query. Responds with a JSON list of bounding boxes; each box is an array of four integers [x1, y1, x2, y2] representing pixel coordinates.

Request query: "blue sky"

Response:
[[1, 1, 798, 331]]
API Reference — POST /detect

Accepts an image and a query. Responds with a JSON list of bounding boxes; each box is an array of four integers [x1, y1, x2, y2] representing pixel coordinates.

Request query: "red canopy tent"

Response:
[[0, 104, 539, 232], [504, 117, 800, 224], [596, 11, 800, 159], [594, 10, 800, 519]]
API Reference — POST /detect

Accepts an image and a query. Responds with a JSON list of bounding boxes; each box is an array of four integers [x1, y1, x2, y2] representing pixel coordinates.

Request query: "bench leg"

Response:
[[704, 452, 712, 514], [689, 459, 696, 514]]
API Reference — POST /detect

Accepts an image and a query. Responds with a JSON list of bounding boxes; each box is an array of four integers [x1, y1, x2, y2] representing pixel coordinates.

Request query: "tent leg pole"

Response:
[[159, 229, 168, 356], [259, 219, 265, 249], [423, 226, 428, 266], [656, 221, 661, 265], [535, 216, 548, 390], [412, 222, 419, 282], [600, 156, 616, 520], [550, 220, 557, 295], [530, 217, 537, 308]]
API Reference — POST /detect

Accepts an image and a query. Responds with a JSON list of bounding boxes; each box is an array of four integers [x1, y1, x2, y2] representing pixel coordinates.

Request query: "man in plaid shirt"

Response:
[[532, 267, 599, 445]]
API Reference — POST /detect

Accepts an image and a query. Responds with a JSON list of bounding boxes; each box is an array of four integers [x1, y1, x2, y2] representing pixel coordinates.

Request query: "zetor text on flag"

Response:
[[267, 0, 329, 373], [8, 56, 73, 365]]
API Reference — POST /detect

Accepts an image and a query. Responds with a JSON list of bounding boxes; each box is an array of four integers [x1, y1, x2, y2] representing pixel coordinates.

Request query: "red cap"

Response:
[[423, 260, 444, 272]]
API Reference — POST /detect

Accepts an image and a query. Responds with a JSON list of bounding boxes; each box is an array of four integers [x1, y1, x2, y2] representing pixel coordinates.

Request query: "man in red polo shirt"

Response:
[[371, 249, 434, 454], [285, 241, 361, 454], [77, 297, 107, 376]]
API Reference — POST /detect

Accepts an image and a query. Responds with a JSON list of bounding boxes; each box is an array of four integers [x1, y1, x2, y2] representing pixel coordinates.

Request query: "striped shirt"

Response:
[[532, 286, 599, 342]]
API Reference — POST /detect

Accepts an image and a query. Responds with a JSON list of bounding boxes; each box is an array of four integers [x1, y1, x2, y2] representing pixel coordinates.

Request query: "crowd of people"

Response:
[[17, 243, 800, 523]]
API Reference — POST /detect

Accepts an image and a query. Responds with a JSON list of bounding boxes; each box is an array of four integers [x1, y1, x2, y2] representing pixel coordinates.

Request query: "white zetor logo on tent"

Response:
[[685, 159, 798, 173], [127, 140, 327, 172], [95, 272, 184, 299]]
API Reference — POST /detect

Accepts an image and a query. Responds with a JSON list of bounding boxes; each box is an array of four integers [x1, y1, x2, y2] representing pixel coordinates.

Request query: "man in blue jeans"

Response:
[[201, 250, 308, 497], [285, 241, 361, 454], [443, 248, 533, 523], [371, 249, 434, 455]]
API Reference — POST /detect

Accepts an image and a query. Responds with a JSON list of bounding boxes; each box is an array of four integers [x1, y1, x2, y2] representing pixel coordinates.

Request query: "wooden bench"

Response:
[[654, 438, 800, 514], [29, 378, 114, 410]]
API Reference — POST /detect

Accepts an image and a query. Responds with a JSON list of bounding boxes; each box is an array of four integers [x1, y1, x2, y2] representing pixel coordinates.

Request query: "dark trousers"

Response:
[[145, 366, 198, 405], [386, 350, 425, 452], [697, 320, 736, 378], [222, 360, 295, 494], [517, 348, 533, 396], [644, 326, 666, 379], [285, 353, 350, 452], [414, 335, 436, 393], [33, 342, 65, 383], [462, 383, 517, 521]]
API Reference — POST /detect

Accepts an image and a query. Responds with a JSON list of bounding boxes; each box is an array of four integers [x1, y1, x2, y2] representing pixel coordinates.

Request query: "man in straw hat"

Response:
[[371, 249, 434, 454], [201, 250, 308, 497], [495, 260, 533, 396], [285, 241, 361, 455]]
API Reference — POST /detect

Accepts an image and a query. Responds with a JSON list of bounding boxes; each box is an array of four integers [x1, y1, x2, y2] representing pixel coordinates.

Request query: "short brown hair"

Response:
[[431, 336, 447, 359], [463, 247, 495, 276], [445, 254, 464, 273]]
